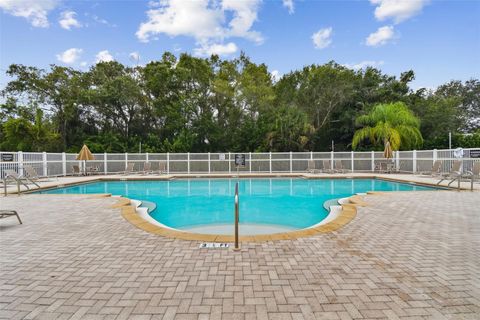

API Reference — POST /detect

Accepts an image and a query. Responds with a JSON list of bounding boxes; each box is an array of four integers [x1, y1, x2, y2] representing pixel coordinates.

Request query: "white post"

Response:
[[310, 151, 313, 160], [208, 152, 211, 173], [104, 152, 107, 174], [395, 151, 400, 170], [433, 149, 437, 162], [167, 152, 170, 174], [42, 151, 47, 177], [229, 152, 231, 173], [62, 152, 66, 176], [18, 151, 24, 176], [125, 152, 128, 170], [331, 151, 334, 171], [187, 152, 190, 174], [351, 151, 354, 173], [371, 151, 375, 172], [249, 152, 252, 173], [146, 152, 149, 163], [290, 151, 293, 173], [269, 152, 272, 173], [413, 150, 417, 173]]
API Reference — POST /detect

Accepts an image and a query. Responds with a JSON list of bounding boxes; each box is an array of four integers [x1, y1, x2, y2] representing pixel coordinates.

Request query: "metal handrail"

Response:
[[234, 182, 240, 251]]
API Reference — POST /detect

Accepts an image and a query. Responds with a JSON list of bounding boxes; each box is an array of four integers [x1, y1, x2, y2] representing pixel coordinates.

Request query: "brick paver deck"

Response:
[[1, 191, 479, 319]]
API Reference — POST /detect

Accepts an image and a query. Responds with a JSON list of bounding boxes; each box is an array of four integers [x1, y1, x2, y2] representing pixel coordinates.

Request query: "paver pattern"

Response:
[[1, 191, 479, 319]]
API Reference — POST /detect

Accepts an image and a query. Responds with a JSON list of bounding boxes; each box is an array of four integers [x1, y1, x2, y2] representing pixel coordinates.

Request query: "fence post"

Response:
[[413, 150, 417, 173], [269, 152, 272, 173], [62, 152, 66, 176], [125, 152, 128, 170], [18, 151, 24, 176], [290, 151, 293, 173], [167, 152, 170, 174], [351, 151, 354, 173], [433, 149, 437, 162], [395, 151, 400, 171], [371, 151, 375, 172], [187, 152, 190, 174], [249, 152, 252, 173], [310, 151, 313, 160], [42, 151, 47, 177], [229, 152, 231, 173], [208, 152, 211, 173], [146, 152, 149, 163], [104, 152, 108, 174], [331, 151, 334, 170]]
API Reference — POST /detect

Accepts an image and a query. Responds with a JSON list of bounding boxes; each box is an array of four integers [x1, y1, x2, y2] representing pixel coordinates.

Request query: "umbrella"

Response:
[[76, 144, 95, 175], [383, 140, 393, 159]]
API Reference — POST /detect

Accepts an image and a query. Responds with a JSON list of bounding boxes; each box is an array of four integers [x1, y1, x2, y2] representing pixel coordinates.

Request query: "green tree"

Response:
[[352, 102, 423, 150]]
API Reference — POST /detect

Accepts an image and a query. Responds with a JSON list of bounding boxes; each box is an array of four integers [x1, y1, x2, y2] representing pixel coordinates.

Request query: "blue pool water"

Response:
[[38, 178, 440, 230]]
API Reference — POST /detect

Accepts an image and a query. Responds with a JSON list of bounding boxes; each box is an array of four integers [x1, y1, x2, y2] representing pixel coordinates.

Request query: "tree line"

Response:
[[1, 52, 479, 153]]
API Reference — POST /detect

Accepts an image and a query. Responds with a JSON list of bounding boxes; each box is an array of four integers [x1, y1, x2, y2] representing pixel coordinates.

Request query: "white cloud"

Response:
[[129, 51, 140, 61], [136, 0, 262, 53], [271, 70, 281, 82], [95, 50, 114, 63], [0, 0, 58, 27], [80, 61, 88, 67], [366, 25, 395, 46], [59, 10, 82, 30], [370, 0, 429, 23], [312, 27, 333, 49], [283, 0, 294, 14], [343, 60, 385, 70], [194, 42, 238, 57], [56, 48, 83, 64]]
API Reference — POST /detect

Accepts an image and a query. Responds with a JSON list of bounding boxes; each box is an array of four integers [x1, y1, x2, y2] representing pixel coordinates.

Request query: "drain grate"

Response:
[[199, 243, 229, 248]]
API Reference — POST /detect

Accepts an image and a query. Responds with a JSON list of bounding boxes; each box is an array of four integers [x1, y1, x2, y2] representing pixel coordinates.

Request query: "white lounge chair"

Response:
[[157, 161, 167, 174], [437, 160, 462, 186], [141, 162, 152, 175], [463, 162, 480, 190], [23, 165, 49, 181], [334, 160, 348, 173], [420, 160, 443, 177], [0, 210, 22, 224], [307, 160, 319, 173], [322, 160, 334, 173], [123, 163, 135, 175]]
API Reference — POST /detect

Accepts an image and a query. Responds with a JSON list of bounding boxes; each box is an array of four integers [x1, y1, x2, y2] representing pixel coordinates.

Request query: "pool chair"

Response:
[[334, 160, 348, 173], [322, 160, 334, 174], [141, 162, 152, 175], [123, 163, 135, 175], [420, 160, 443, 177], [437, 160, 462, 186], [0, 210, 22, 224], [307, 160, 319, 173], [24, 165, 49, 182], [157, 161, 167, 174], [2, 169, 40, 195], [72, 165, 81, 176], [462, 162, 480, 190]]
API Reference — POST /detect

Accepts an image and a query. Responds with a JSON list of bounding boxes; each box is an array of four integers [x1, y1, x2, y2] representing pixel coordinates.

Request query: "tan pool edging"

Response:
[[115, 194, 363, 242]]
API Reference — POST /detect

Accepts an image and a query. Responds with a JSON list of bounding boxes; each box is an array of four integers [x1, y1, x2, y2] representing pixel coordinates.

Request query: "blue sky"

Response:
[[1, 0, 479, 89]]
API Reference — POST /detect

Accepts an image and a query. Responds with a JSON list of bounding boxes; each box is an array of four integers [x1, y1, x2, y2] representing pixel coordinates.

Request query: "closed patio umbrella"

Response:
[[383, 141, 393, 160], [76, 144, 95, 175]]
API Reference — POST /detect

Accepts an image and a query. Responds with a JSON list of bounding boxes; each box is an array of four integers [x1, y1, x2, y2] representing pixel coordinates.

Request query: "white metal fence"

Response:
[[0, 149, 479, 178]]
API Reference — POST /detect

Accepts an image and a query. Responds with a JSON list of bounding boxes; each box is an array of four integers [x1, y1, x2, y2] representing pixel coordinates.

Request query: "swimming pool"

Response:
[[38, 178, 440, 234]]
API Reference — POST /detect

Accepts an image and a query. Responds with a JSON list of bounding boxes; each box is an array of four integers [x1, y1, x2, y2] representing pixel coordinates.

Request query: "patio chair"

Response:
[[72, 165, 81, 176], [437, 160, 462, 186], [24, 165, 49, 182], [123, 163, 135, 175], [463, 162, 480, 190], [0, 210, 22, 224], [86, 165, 101, 175], [4, 170, 40, 188], [157, 161, 167, 174], [334, 160, 348, 173], [141, 162, 152, 175], [322, 160, 334, 174], [307, 160, 319, 173], [420, 160, 443, 177]]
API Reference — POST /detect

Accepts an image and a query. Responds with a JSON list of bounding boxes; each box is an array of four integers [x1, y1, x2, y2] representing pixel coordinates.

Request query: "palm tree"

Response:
[[352, 102, 423, 150]]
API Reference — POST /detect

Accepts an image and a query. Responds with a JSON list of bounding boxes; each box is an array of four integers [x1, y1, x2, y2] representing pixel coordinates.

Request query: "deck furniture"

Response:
[[0, 210, 22, 224], [437, 160, 462, 186], [322, 160, 334, 174]]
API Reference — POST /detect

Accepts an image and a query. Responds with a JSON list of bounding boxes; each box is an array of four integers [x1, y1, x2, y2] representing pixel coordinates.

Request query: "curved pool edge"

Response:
[[114, 194, 363, 242]]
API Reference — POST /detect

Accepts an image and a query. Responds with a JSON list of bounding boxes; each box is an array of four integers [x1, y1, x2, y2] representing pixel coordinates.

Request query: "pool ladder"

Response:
[[234, 182, 240, 251]]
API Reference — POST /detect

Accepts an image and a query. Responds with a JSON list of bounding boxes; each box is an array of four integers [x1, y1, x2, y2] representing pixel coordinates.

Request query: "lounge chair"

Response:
[[24, 165, 49, 181], [322, 160, 334, 173], [334, 160, 348, 173], [141, 162, 152, 175], [72, 165, 81, 176], [123, 163, 135, 175], [157, 161, 167, 174], [86, 165, 100, 175], [2, 170, 40, 195], [0, 210, 22, 224], [463, 162, 480, 190], [420, 160, 443, 177], [307, 160, 319, 173], [437, 160, 462, 186]]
